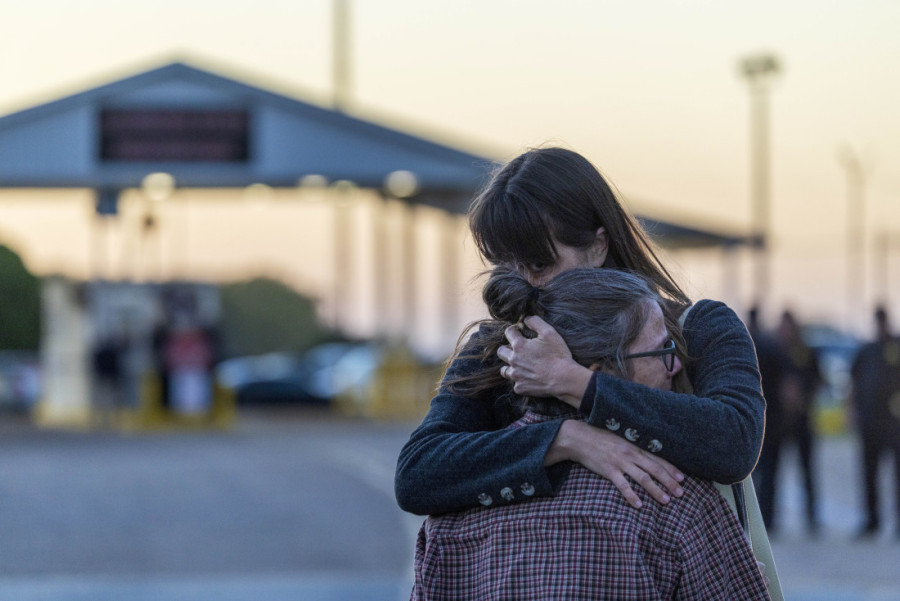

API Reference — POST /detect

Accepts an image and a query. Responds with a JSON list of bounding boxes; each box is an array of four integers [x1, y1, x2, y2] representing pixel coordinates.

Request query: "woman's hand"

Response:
[[546, 420, 685, 508], [498, 316, 593, 407]]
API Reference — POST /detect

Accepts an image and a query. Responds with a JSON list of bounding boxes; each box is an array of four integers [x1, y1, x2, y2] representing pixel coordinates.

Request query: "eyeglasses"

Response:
[[623, 339, 677, 371]]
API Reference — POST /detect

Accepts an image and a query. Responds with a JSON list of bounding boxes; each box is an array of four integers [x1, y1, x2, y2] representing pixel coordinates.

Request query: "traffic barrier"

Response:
[[335, 348, 442, 421], [118, 371, 236, 431]]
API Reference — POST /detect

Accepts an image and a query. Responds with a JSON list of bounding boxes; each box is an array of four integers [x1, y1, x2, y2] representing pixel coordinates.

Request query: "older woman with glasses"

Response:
[[410, 267, 769, 600]]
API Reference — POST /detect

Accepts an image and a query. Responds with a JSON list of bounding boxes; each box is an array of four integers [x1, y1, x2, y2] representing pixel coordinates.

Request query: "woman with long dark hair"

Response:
[[396, 146, 764, 515]]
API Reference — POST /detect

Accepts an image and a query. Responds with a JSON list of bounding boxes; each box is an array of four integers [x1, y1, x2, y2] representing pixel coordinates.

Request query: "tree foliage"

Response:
[[0, 245, 41, 350], [218, 277, 336, 358]]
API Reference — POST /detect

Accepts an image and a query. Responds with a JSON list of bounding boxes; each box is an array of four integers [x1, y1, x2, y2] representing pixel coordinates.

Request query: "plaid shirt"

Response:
[[411, 411, 769, 600]]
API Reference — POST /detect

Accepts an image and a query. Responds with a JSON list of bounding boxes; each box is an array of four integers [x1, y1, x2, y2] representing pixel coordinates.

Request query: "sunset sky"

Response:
[[0, 0, 898, 347]]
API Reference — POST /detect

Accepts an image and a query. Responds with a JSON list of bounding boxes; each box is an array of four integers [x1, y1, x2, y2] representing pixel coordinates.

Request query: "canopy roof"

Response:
[[0, 59, 753, 248], [637, 216, 759, 250]]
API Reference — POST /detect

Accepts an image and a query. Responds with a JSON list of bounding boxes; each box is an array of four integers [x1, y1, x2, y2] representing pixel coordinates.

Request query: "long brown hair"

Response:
[[462, 146, 690, 394], [468, 146, 690, 309]]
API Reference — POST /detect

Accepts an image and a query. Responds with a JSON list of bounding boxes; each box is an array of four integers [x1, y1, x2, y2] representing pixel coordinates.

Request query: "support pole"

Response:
[[838, 147, 865, 330], [738, 54, 780, 310], [332, 183, 354, 332], [372, 193, 390, 339], [400, 200, 418, 344], [332, 0, 351, 111], [440, 212, 461, 353]]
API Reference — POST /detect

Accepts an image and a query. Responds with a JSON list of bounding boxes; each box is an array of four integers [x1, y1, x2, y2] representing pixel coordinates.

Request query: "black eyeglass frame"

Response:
[[623, 339, 677, 371]]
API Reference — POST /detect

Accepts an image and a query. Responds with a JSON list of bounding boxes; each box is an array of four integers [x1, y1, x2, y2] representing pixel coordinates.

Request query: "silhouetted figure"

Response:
[[152, 320, 172, 409], [748, 306, 791, 533], [164, 318, 215, 415], [92, 334, 124, 426], [849, 306, 900, 538], [774, 310, 822, 533]]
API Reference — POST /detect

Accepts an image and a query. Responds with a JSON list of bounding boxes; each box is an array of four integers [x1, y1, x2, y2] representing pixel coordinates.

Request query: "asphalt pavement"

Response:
[[763, 433, 900, 601], [0, 408, 897, 600]]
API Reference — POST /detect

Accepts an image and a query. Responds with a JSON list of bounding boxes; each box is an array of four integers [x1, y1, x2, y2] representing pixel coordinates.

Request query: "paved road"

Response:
[[0, 409, 420, 600], [763, 433, 899, 601], [0, 409, 897, 600]]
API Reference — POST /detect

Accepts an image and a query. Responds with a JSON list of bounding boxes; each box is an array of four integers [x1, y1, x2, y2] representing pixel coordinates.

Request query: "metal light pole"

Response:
[[332, 0, 351, 112], [140, 172, 175, 281], [875, 231, 900, 308], [331, 180, 356, 331], [875, 230, 890, 306], [838, 146, 866, 329], [384, 170, 420, 343], [738, 53, 781, 309]]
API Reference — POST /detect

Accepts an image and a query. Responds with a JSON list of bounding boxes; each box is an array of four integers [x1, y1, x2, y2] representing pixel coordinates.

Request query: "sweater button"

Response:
[[477, 493, 493, 506], [521, 482, 535, 496], [625, 428, 640, 442], [500, 487, 515, 501], [605, 418, 621, 431], [648, 439, 663, 453]]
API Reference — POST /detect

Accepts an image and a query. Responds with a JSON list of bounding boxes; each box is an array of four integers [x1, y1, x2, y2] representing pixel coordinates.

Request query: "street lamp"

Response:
[[738, 53, 781, 308], [244, 182, 274, 211], [383, 170, 420, 343], [384, 170, 419, 200], [140, 172, 175, 235], [837, 146, 866, 329], [139, 172, 175, 280], [298, 174, 329, 191], [332, 0, 351, 112], [141, 172, 175, 203], [331, 179, 357, 331]]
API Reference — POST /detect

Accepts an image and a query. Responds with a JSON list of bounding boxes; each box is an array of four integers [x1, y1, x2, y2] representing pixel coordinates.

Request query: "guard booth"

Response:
[[0, 59, 755, 427], [0, 59, 497, 428], [39, 277, 234, 430]]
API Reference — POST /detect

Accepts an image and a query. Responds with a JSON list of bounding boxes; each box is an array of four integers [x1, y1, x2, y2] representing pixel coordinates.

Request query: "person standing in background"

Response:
[[752, 310, 822, 535], [92, 331, 125, 426], [849, 306, 900, 539], [774, 310, 822, 534], [748, 307, 789, 533]]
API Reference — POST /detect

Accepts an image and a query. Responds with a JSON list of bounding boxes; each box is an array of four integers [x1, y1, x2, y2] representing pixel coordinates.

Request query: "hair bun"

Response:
[[483, 269, 538, 324]]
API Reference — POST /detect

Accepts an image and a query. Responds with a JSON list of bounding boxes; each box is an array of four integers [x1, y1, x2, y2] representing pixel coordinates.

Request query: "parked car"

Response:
[[0, 351, 41, 412], [216, 343, 383, 406], [803, 324, 861, 434]]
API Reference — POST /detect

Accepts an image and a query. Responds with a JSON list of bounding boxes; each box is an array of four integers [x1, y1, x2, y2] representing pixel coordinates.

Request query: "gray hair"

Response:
[[483, 267, 660, 378]]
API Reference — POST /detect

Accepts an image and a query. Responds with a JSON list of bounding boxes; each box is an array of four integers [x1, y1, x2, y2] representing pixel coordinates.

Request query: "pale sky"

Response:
[[1, 0, 899, 343]]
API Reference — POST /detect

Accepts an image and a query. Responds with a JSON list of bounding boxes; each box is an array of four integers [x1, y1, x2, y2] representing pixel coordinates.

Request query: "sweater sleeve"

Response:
[[395, 300, 765, 515], [395, 329, 570, 516], [583, 300, 765, 483]]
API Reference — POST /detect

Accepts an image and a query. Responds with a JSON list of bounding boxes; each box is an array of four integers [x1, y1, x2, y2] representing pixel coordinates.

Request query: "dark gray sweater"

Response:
[[395, 300, 765, 516]]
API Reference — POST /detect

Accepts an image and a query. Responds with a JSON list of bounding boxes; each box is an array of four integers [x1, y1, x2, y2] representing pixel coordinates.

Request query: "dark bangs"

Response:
[[468, 148, 601, 267], [469, 190, 560, 267], [466, 146, 690, 310]]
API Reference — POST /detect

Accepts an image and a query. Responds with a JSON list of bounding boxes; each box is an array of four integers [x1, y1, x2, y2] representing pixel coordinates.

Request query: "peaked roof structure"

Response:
[[0, 60, 494, 212], [0, 59, 753, 248], [637, 216, 760, 250]]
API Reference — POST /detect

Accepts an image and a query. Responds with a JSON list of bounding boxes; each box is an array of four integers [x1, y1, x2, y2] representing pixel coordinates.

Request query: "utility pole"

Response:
[[738, 53, 781, 310], [837, 145, 866, 331], [332, 0, 351, 112], [875, 231, 900, 308]]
